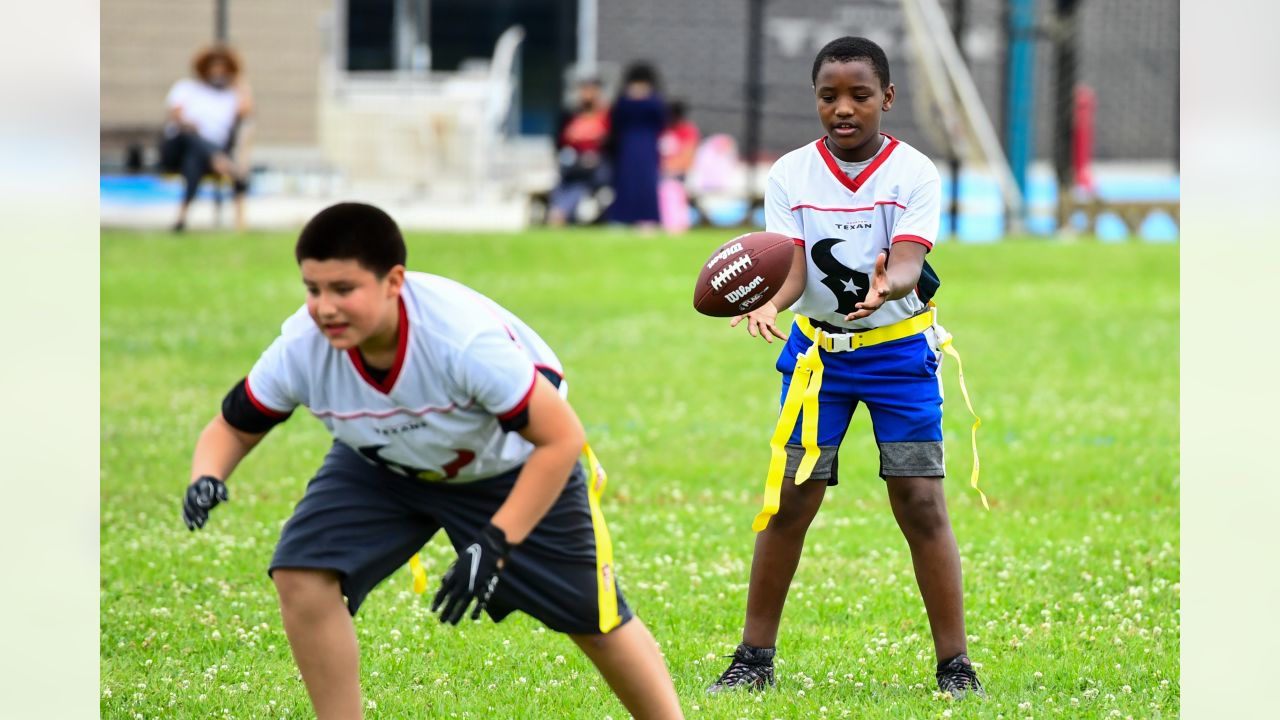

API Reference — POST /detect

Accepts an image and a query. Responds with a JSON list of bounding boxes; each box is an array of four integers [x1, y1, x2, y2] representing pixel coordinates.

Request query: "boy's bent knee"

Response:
[[568, 615, 637, 649], [272, 568, 343, 609]]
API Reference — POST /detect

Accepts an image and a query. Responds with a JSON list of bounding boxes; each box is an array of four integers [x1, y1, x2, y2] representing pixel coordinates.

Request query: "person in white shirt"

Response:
[[706, 36, 985, 699], [160, 45, 252, 232], [181, 202, 683, 719]]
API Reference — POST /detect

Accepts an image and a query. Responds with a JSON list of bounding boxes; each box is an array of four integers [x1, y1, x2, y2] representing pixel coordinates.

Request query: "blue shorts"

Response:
[[775, 321, 946, 481]]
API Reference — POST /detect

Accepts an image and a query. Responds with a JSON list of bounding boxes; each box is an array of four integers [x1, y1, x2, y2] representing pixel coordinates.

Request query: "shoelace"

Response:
[[937, 665, 981, 692], [717, 657, 771, 686]]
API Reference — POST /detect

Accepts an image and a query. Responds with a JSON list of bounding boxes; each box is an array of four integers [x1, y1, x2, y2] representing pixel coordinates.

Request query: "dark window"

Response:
[[347, 0, 396, 71], [429, 0, 577, 135]]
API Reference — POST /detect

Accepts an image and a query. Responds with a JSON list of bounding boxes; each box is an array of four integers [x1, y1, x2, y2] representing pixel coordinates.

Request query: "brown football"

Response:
[[693, 231, 794, 317]]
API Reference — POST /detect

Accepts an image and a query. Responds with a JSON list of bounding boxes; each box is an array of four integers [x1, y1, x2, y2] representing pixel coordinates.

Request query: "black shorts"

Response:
[[269, 441, 633, 635]]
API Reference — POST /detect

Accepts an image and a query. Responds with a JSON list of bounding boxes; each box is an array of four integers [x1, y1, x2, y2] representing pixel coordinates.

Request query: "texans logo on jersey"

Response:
[[811, 237, 871, 315], [358, 445, 475, 481]]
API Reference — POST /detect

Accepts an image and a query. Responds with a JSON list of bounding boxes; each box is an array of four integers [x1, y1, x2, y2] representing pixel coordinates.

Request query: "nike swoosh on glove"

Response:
[[431, 523, 512, 624]]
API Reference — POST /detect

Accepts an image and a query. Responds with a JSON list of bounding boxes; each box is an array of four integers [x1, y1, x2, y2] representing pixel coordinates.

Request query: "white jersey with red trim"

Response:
[[244, 272, 562, 483], [764, 134, 941, 330]]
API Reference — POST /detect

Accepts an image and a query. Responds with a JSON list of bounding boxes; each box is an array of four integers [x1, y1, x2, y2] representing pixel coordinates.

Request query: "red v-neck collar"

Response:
[[815, 133, 900, 193], [347, 296, 408, 394]]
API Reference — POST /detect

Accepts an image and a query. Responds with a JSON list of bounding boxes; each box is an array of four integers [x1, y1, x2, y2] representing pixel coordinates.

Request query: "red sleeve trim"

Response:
[[497, 371, 538, 421], [534, 364, 564, 383], [244, 376, 290, 418], [792, 237, 805, 247], [892, 234, 933, 250]]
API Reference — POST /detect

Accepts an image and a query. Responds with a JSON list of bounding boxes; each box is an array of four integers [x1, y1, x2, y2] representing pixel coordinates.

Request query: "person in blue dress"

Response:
[[606, 63, 666, 227]]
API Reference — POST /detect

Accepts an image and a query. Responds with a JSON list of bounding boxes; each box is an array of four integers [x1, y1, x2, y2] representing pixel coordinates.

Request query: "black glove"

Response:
[[182, 475, 228, 530], [431, 523, 512, 624]]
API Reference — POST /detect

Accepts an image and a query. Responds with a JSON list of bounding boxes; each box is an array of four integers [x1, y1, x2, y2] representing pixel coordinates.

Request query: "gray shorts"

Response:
[[269, 441, 632, 635]]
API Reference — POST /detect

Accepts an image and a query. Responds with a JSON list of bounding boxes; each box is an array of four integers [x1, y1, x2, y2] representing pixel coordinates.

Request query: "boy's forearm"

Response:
[[190, 414, 265, 483], [489, 439, 581, 544], [771, 244, 809, 311], [883, 243, 928, 301], [885, 263, 924, 301]]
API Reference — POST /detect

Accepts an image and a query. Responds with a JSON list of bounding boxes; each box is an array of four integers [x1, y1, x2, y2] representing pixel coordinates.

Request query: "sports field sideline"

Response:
[[101, 228, 1177, 718]]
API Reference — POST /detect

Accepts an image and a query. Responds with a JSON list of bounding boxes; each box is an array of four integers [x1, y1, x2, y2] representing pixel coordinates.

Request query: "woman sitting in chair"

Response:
[[161, 44, 253, 232]]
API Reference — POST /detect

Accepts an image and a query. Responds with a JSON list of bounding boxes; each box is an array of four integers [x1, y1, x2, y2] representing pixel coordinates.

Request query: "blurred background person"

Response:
[[658, 99, 700, 233], [160, 44, 253, 233], [606, 62, 665, 228], [547, 77, 611, 227], [659, 100, 700, 182]]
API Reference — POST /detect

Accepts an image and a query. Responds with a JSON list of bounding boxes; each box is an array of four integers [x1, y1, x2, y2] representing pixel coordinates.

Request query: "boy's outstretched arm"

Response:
[[183, 414, 268, 530], [730, 244, 808, 343], [845, 241, 928, 321]]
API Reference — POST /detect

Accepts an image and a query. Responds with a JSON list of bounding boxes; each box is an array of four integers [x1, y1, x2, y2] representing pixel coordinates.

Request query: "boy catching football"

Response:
[[706, 36, 985, 699]]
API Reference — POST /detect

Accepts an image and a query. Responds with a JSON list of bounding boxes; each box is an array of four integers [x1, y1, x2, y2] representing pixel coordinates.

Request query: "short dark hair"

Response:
[[622, 61, 659, 88], [811, 36, 890, 90], [295, 202, 406, 277]]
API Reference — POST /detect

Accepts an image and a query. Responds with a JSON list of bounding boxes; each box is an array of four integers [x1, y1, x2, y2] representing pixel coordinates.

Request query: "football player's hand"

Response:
[[730, 300, 788, 343], [846, 252, 891, 321], [182, 475, 229, 530], [431, 523, 512, 624]]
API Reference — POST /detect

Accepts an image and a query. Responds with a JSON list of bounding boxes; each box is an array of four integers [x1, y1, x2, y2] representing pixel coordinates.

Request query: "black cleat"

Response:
[[936, 653, 986, 698], [706, 642, 776, 693]]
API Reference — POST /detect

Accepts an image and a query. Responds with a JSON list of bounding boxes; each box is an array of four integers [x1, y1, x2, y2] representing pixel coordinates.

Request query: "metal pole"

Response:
[[1052, 0, 1080, 192], [577, 0, 597, 77], [1003, 0, 1035, 202], [215, 0, 228, 42], [948, 0, 966, 239], [744, 0, 766, 207]]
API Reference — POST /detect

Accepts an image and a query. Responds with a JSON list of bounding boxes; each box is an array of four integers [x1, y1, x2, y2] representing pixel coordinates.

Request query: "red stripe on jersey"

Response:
[[244, 376, 289, 418], [310, 398, 477, 421], [498, 372, 538, 421], [792, 237, 805, 247], [347, 297, 409, 394], [814, 134, 901, 192], [790, 201, 908, 212], [892, 234, 934, 250]]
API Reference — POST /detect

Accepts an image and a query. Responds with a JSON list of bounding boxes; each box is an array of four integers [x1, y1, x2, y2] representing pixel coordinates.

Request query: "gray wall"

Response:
[[597, 0, 1177, 162]]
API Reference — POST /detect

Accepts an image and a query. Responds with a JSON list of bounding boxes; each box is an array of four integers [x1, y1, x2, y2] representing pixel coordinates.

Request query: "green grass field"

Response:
[[101, 228, 1178, 719]]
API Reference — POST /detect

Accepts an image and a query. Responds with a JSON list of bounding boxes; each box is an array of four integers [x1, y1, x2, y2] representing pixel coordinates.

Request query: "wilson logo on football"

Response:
[[725, 276, 765, 303], [711, 255, 753, 291]]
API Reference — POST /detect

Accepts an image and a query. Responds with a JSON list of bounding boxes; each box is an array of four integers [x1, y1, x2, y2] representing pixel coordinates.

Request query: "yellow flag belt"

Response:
[[752, 304, 988, 533]]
